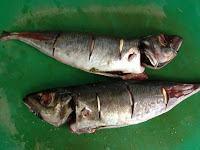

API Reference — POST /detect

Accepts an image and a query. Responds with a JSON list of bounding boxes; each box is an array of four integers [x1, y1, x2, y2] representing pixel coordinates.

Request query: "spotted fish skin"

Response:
[[23, 80, 199, 134], [1, 31, 182, 80]]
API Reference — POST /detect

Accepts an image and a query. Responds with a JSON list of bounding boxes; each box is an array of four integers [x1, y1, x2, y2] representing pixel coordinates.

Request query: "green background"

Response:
[[0, 0, 200, 149]]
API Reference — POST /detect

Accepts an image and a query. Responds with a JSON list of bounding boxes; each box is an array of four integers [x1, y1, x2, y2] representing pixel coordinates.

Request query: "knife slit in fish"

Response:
[[52, 33, 61, 56], [89, 37, 95, 60], [96, 94, 101, 120], [119, 39, 123, 60], [161, 84, 198, 107], [125, 84, 134, 118], [162, 87, 169, 107]]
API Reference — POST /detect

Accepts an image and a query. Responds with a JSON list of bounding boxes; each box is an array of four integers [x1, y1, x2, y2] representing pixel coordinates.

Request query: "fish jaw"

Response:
[[23, 96, 44, 119]]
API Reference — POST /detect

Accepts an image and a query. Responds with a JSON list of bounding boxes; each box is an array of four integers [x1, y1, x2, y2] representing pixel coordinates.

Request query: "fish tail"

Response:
[[1, 31, 19, 42], [1, 31, 11, 41], [196, 83, 200, 91], [1, 31, 55, 42]]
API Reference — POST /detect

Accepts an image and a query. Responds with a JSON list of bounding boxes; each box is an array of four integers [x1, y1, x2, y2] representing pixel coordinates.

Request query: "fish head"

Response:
[[23, 89, 73, 127], [139, 34, 183, 69]]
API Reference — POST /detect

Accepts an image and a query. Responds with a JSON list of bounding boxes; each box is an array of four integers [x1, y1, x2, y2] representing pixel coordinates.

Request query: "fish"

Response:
[[23, 80, 199, 134], [1, 31, 182, 80]]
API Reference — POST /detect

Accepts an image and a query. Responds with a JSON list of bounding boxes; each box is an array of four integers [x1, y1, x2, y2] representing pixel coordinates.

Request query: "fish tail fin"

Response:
[[196, 83, 200, 92], [1, 31, 18, 42], [1, 31, 56, 42]]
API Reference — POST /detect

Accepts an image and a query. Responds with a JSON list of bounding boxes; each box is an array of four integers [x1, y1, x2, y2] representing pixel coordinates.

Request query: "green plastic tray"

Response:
[[0, 0, 200, 149]]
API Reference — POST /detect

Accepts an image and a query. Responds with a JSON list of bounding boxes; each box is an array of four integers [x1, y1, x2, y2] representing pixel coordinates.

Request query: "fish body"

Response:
[[1, 31, 182, 80], [23, 80, 199, 134]]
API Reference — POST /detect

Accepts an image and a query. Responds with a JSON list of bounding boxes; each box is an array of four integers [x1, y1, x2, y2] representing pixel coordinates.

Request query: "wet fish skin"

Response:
[[1, 31, 182, 80], [23, 81, 199, 134]]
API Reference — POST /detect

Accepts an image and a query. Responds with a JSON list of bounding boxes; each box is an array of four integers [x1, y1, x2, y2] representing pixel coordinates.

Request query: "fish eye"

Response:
[[37, 93, 53, 107]]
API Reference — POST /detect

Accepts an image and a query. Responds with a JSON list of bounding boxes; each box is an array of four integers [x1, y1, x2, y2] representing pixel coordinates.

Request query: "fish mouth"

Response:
[[141, 52, 156, 69], [23, 96, 35, 113], [140, 35, 183, 69], [141, 52, 169, 69], [164, 35, 183, 52], [23, 95, 44, 119]]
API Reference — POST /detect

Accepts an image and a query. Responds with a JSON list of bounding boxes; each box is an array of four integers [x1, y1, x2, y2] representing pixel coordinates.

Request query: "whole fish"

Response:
[[23, 80, 199, 134], [1, 31, 182, 80]]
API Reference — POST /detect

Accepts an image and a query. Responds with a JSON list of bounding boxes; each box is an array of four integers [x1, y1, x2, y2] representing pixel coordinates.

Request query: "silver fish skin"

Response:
[[1, 31, 182, 80], [23, 80, 199, 134]]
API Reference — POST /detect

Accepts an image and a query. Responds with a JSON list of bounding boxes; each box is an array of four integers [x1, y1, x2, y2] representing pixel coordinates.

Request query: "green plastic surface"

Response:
[[0, 0, 200, 149]]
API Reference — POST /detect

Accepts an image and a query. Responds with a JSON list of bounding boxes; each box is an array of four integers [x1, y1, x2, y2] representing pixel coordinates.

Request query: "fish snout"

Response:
[[23, 93, 45, 119], [164, 35, 183, 52]]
